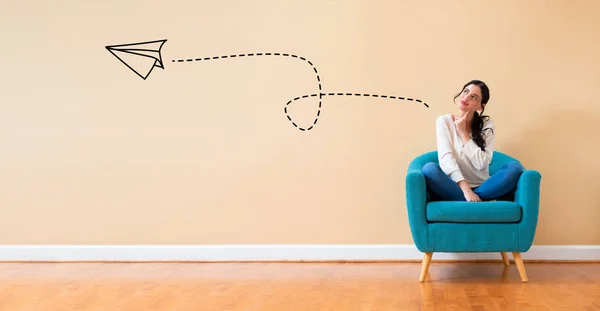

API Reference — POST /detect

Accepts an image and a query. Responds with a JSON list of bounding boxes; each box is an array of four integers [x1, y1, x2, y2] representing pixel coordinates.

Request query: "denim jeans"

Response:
[[421, 161, 524, 201]]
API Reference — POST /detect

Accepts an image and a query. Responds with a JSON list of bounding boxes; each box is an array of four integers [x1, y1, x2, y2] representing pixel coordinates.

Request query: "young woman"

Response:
[[421, 80, 523, 202]]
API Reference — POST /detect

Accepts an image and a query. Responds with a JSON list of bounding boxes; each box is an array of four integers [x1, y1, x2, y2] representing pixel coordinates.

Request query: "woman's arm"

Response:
[[436, 116, 465, 183], [461, 122, 495, 170]]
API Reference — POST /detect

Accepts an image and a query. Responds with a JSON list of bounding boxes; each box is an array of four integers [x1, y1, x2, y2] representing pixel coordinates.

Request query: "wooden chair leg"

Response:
[[419, 252, 433, 282], [512, 252, 528, 282], [501, 252, 510, 266]]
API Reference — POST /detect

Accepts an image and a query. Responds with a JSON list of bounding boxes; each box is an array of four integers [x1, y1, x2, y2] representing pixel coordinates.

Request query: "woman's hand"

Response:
[[454, 109, 472, 141], [458, 180, 481, 202], [463, 189, 482, 202]]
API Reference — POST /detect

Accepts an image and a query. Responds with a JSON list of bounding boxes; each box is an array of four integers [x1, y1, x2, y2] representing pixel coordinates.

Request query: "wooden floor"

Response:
[[0, 261, 599, 310]]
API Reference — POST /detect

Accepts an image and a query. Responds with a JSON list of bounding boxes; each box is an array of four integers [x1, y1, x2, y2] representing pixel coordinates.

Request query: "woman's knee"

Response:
[[504, 161, 524, 174], [421, 162, 442, 177], [501, 161, 524, 184]]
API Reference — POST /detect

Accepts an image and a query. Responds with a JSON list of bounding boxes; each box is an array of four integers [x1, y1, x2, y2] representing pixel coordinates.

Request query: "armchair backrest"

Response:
[[410, 151, 521, 175]]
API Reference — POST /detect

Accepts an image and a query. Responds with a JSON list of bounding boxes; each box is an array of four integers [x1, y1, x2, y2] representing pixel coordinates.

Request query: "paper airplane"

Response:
[[106, 39, 167, 80]]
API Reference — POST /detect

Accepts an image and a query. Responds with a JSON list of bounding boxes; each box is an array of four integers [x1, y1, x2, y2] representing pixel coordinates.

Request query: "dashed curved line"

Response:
[[172, 53, 323, 130], [284, 93, 429, 131], [172, 53, 429, 131]]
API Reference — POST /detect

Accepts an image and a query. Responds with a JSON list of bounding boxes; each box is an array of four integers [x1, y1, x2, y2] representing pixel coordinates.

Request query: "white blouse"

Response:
[[435, 113, 496, 187]]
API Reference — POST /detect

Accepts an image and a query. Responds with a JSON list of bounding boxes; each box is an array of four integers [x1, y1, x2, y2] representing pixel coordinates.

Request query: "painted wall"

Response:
[[1, 0, 598, 245]]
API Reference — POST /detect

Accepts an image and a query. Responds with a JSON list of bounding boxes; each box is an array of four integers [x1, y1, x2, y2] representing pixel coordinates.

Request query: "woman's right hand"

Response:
[[458, 180, 482, 202], [463, 189, 482, 202]]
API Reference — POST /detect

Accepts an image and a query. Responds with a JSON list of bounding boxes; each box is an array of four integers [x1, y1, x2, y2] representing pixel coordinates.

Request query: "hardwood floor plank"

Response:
[[0, 262, 598, 310]]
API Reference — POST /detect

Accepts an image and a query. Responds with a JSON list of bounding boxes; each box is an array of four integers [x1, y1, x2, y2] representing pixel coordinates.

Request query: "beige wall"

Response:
[[0, 0, 598, 245]]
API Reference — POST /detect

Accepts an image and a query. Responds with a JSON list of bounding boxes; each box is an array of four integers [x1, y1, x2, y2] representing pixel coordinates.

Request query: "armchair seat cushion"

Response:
[[426, 201, 522, 223]]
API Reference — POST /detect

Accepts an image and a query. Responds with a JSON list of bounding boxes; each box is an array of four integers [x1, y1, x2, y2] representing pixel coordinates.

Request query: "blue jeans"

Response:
[[421, 161, 523, 201]]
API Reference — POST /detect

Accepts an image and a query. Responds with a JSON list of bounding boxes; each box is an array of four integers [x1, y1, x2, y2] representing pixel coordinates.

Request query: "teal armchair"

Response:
[[406, 151, 542, 282]]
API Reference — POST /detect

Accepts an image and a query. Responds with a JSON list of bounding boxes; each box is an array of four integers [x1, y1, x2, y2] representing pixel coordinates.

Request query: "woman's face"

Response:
[[456, 84, 483, 112]]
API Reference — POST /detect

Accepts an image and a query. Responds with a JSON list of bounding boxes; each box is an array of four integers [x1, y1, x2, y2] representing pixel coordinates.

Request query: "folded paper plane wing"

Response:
[[106, 39, 167, 80]]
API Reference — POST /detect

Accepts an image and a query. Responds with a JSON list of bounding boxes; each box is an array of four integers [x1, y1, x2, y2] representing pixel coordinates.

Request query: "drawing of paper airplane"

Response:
[[106, 39, 167, 80]]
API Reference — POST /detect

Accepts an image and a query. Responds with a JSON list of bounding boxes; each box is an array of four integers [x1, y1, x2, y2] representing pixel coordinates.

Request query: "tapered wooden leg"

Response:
[[419, 252, 433, 282], [501, 252, 510, 266], [512, 252, 528, 282]]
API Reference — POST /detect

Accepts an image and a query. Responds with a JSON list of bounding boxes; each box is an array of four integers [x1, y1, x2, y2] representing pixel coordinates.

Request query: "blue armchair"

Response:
[[406, 151, 542, 282]]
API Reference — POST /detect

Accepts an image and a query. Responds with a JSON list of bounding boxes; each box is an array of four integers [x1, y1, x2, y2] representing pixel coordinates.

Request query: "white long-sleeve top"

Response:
[[436, 113, 495, 187]]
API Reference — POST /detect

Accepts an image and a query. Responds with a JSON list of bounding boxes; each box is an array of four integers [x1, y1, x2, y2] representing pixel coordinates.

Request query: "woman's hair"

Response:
[[453, 80, 493, 151]]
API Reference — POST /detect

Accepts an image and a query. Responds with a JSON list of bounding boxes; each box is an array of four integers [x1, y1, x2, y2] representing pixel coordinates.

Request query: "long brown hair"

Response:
[[453, 80, 493, 151]]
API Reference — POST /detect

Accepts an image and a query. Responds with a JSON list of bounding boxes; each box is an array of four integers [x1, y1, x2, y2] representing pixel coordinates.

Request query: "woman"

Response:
[[421, 80, 523, 202]]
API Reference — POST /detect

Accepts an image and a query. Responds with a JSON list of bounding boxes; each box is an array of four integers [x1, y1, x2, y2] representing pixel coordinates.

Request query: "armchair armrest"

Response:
[[515, 169, 542, 251], [406, 168, 430, 252]]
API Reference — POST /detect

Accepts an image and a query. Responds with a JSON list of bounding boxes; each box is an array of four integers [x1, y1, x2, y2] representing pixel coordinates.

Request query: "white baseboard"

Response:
[[0, 245, 598, 262]]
